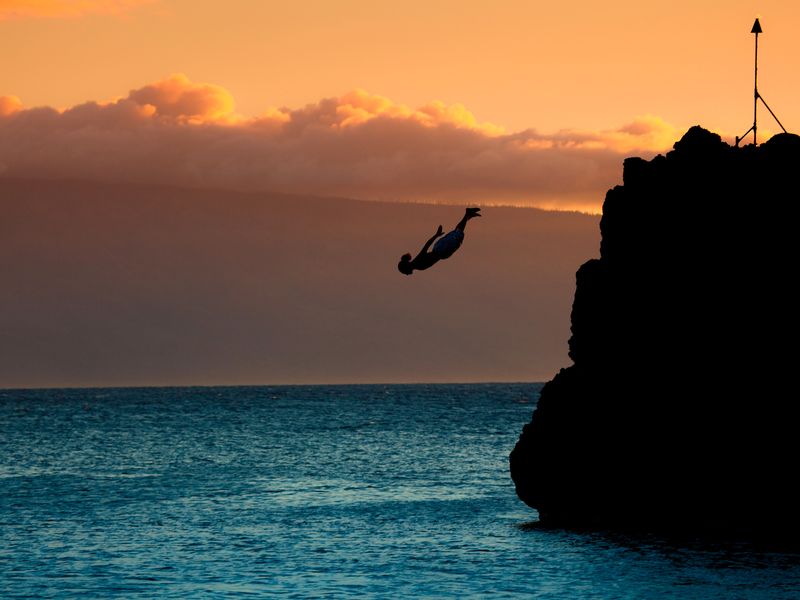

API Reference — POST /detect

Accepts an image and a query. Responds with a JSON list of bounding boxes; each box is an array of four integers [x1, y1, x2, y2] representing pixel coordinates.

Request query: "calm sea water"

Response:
[[2, 383, 799, 598]]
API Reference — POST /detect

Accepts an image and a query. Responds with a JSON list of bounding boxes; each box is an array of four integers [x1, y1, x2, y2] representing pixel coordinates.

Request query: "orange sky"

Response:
[[2, 1, 797, 131], [1, 1, 798, 211], [2, 0, 797, 386]]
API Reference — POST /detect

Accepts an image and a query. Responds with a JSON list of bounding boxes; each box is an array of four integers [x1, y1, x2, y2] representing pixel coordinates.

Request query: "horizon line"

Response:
[[0, 380, 547, 393]]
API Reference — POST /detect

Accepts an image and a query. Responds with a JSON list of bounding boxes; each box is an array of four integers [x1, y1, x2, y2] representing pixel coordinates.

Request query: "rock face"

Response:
[[510, 127, 800, 535]]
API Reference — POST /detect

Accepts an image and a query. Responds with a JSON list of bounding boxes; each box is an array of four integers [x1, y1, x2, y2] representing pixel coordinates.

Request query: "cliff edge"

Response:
[[510, 126, 800, 535]]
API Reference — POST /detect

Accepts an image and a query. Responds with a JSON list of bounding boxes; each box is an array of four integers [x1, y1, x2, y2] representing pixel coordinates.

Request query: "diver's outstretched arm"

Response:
[[416, 225, 444, 258]]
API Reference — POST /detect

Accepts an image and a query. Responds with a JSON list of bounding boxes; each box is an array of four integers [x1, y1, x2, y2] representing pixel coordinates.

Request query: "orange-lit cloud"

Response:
[[0, 0, 154, 19], [0, 95, 23, 116], [127, 74, 236, 122], [0, 75, 684, 212], [252, 88, 504, 135]]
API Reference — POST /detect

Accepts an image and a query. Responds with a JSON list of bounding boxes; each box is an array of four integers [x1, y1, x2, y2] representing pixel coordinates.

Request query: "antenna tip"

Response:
[[751, 18, 762, 34]]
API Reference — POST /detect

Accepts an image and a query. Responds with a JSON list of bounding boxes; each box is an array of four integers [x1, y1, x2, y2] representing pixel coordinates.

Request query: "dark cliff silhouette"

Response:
[[510, 126, 800, 537]]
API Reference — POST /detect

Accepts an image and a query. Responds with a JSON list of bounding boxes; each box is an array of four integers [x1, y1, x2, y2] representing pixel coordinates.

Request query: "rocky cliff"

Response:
[[510, 127, 800, 535]]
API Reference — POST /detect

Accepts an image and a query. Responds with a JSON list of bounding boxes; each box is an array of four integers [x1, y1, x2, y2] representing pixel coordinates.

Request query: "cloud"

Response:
[[0, 0, 154, 20], [0, 75, 684, 212], [0, 95, 23, 116], [127, 74, 236, 122]]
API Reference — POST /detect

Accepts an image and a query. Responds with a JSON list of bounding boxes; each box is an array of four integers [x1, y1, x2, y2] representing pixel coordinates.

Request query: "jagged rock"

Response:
[[510, 127, 800, 536]]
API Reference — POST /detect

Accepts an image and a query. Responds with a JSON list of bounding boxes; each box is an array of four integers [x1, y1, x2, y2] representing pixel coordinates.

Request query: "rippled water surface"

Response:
[[2, 384, 800, 598]]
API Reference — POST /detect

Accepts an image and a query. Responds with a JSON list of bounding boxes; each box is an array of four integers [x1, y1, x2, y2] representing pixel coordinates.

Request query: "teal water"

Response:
[[1, 383, 799, 598]]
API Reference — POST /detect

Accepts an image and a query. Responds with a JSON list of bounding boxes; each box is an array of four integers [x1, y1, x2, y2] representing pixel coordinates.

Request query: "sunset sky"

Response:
[[2, 1, 797, 212], [2, 1, 798, 387]]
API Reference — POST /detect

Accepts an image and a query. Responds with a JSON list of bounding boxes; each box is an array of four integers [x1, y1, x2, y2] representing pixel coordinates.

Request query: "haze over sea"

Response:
[[2, 383, 799, 598]]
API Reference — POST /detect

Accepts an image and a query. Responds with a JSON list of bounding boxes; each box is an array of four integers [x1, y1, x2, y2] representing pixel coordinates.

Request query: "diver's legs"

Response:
[[455, 207, 481, 232]]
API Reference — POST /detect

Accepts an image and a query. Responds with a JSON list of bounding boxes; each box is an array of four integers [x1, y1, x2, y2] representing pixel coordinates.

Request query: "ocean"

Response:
[[1, 383, 799, 598]]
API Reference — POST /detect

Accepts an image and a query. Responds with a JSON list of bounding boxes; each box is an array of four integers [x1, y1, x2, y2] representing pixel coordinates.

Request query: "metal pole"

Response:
[[735, 18, 788, 146], [759, 94, 788, 133], [754, 29, 759, 145]]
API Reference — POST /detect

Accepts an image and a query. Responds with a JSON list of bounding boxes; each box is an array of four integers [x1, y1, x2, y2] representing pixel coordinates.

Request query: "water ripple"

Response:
[[2, 384, 799, 598]]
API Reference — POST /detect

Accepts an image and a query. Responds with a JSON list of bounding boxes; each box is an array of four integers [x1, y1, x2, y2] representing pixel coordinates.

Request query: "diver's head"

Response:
[[398, 253, 413, 275]]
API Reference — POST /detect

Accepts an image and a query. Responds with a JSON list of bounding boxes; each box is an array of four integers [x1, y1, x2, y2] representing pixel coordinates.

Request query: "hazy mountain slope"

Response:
[[0, 179, 598, 387]]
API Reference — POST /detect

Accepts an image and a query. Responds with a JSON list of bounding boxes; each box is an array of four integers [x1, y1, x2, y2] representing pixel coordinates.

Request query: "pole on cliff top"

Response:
[[736, 18, 788, 147], [752, 18, 760, 146]]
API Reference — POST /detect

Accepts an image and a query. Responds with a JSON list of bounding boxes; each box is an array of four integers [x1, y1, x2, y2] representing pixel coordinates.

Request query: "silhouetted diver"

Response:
[[398, 207, 481, 275]]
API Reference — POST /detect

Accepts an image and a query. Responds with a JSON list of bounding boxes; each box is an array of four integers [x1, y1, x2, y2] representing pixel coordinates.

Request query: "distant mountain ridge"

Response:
[[0, 178, 598, 388]]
